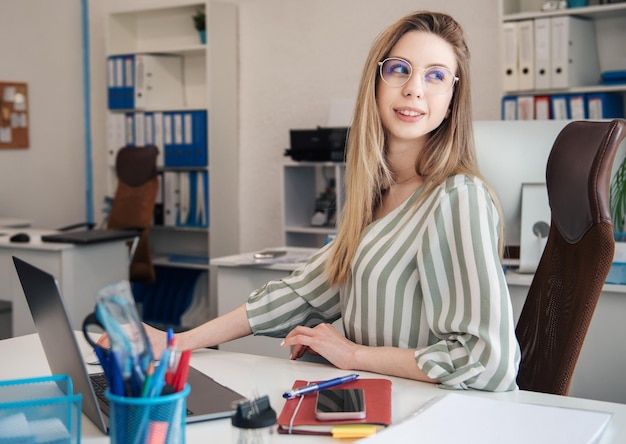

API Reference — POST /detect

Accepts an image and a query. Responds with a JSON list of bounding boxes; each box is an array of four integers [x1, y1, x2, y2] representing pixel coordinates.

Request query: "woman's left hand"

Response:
[[282, 323, 360, 369]]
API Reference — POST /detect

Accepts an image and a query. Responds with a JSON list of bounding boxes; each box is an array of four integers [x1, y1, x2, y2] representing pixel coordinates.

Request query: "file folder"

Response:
[[502, 22, 519, 92], [587, 93, 624, 119], [178, 171, 191, 226], [153, 112, 165, 167], [501, 96, 517, 120], [517, 20, 535, 91], [550, 95, 569, 119], [534, 96, 551, 120], [517, 96, 535, 120], [134, 54, 185, 109], [107, 56, 127, 109], [533, 18, 551, 90], [550, 16, 600, 89], [568, 93, 587, 120], [134, 112, 145, 147], [122, 55, 135, 109], [124, 112, 135, 146], [163, 171, 180, 227], [106, 113, 125, 167]]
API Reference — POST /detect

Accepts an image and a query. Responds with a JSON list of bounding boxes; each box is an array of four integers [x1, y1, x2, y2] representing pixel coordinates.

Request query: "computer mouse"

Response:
[[9, 232, 30, 243]]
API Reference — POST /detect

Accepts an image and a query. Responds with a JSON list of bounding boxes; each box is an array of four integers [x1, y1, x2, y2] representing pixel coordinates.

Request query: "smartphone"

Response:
[[315, 388, 366, 421], [253, 249, 287, 260]]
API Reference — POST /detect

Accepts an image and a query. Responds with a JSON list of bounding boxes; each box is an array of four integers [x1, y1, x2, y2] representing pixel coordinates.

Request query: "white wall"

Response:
[[237, 0, 502, 251], [0, 0, 94, 229]]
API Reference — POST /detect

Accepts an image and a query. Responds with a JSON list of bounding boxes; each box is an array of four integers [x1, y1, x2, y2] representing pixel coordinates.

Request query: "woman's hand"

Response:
[[282, 323, 361, 369], [95, 322, 168, 359]]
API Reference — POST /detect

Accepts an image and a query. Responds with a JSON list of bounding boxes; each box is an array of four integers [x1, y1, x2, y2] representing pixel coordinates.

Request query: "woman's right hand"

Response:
[[95, 322, 169, 359]]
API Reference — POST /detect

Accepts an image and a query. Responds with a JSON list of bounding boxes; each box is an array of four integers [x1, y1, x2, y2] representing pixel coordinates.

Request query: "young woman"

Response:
[[145, 10, 520, 392]]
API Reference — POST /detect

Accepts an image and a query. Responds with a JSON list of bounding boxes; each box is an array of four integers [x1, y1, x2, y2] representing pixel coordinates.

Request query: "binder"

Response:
[[163, 171, 180, 227], [195, 171, 209, 227], [276, 379, 392, 435], [550, 16, 600, 89], [122, 55, 135, 109], [587, 93, 625, 119], [502, 22, 519, 92], [144, 112, 154, 146], [153, 112, 165, 168], [134, 54, 185, 110], [517, 96, 535, 120], [517, 20, 535, 91], [178, 171, 191, 226], [106, 56, 121, 109], [568, 93, 587, 120], [106, 112, 126, 166], [501, 96, 517, 120], [550, 94, 569, 119], [124, 112, 135, 146], [134, 112, 145, 147], [534, 96, 551, 120], [153, 173, 164, 226], [185, 110, 208, 166], [533, 18, 551, 90]]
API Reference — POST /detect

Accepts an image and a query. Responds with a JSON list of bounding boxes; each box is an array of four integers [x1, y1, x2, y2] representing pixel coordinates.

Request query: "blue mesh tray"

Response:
[[0, 374, 82, 444]]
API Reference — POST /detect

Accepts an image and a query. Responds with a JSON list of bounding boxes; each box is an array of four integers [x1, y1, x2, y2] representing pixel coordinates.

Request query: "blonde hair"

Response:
[[326, 11, 499, 285]]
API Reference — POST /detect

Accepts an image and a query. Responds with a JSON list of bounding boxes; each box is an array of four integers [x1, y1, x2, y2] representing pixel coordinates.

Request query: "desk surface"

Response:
[[1, 334, 625, 443]]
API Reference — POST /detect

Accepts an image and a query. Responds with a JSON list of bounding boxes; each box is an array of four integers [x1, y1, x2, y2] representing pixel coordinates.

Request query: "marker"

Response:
[[282, 374, 359, 399]]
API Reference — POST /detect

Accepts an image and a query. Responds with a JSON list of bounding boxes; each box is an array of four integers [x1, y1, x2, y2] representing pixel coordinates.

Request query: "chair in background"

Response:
[[515, 119, 626, 395], [106, 146, 160, 284]]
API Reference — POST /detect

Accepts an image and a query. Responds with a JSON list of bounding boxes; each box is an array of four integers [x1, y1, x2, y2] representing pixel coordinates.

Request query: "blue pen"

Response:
[[282, 373, 359, 399]]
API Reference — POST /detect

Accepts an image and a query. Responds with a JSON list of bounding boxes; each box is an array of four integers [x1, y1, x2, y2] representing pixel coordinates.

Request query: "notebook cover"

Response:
[[276, 378, 392, 435]]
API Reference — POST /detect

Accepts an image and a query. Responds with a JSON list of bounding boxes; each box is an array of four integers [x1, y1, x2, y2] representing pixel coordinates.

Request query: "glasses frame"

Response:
[[377, 57, 459, 95]]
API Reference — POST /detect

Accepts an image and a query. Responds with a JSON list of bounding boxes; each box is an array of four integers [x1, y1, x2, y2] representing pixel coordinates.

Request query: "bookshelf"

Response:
[[283, 162, 345, 248], [500, 0, 626, 119], [104, 0, 239, 325]]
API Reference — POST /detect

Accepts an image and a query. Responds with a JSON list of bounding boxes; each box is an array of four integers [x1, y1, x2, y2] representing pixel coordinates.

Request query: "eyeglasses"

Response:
[[378, 57, 458, 95]]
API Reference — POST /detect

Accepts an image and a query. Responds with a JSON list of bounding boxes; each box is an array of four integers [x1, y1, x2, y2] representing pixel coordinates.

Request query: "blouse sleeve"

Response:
[[414, 176, 520, 391], [245, 244, 342, 338]]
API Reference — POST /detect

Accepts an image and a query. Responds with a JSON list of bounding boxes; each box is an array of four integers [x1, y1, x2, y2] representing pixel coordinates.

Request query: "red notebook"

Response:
[[276, 378, 392, 435]]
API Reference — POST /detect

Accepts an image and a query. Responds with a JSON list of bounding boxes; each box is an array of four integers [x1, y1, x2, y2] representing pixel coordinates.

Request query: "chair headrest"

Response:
[[547, 119, 626, 243], [116, 146, 159, 187]]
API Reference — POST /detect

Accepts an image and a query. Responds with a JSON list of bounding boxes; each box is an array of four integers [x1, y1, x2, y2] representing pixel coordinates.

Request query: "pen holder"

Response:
[[106, 384, 190, 444]]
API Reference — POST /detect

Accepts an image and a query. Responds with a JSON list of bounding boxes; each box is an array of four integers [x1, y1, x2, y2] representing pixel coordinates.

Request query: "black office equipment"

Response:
[[284, 127, 348, 162]]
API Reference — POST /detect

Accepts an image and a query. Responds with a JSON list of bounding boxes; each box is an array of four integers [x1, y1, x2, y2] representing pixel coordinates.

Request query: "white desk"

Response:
[[212, 249, 626, 404], [211, 247, 318, 358], [1, 333, 625, 443], [0, 228, 130, 336], [0, 217, 32, 228]]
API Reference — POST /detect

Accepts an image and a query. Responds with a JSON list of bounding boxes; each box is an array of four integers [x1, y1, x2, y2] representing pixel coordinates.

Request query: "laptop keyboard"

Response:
[[90, 372, 193, 415]]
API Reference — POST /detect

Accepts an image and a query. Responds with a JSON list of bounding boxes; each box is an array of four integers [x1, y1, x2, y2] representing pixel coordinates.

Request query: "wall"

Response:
[[237, 0, 501, 252], [0, 0, 93, 229]]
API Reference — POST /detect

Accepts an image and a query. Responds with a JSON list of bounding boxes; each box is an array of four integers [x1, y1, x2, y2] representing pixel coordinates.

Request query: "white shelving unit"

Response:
[[283, 162, 345, 248], [501, 1, 626, 98], [104, 0, 239, 323]]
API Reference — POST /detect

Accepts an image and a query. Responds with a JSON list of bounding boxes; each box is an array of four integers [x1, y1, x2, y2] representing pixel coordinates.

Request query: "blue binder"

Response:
[[587, 93, 624, 119], [501, 96, 517, 120]]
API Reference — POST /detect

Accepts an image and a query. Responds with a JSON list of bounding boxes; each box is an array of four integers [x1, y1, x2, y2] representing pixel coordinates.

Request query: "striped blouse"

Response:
[[246, 174, 521, 392]]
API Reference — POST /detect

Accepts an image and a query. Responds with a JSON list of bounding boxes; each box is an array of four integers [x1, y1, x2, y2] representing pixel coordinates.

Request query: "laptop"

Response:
[[40, 228, 139, 245], [13, 256, 245, 434]]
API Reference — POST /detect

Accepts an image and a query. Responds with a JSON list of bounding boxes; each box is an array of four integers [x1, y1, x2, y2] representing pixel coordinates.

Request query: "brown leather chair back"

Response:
[[107, 146, 159, 284], [516, 119, 626, 395]]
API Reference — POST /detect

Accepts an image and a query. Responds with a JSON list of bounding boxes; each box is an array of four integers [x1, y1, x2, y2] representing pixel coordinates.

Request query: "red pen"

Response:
[[173, 349, 191, 392]]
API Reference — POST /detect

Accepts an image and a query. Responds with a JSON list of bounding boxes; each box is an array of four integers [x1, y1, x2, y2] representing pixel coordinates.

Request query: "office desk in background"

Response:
[[213, 248, 626, 404], [0, 229, 129, 336], [0, 217, 32, 228], [1, 333, 625, 443]]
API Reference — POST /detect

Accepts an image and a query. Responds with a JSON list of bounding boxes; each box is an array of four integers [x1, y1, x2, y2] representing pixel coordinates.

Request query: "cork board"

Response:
[[0, 82, 29, 149]]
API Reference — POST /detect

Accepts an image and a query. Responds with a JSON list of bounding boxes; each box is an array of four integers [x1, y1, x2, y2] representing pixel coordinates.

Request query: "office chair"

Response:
[[515, 119, 626, 396], [106, 146, 160, 284]]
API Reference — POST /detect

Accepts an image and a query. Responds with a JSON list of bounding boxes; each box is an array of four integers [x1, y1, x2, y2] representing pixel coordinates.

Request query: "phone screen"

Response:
[[315, 388, 366, 421]]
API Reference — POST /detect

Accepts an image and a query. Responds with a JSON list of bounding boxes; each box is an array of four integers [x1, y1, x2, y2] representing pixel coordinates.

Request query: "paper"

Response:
[[356, 393, 612, 444]]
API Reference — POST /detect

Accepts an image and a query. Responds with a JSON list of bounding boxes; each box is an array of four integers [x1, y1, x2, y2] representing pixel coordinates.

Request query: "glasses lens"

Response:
[[424, 66, 456, 95], [380, 58, 412, 86]]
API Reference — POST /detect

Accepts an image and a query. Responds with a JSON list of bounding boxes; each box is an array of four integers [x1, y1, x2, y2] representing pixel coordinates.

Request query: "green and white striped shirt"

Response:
[[247, 174, 521, 391]]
